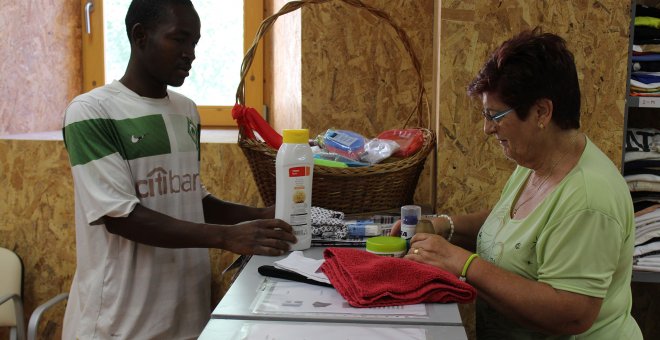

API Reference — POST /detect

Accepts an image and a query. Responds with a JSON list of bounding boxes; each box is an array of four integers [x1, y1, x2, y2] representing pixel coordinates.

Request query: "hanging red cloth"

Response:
[[232, 104, 282, 149]]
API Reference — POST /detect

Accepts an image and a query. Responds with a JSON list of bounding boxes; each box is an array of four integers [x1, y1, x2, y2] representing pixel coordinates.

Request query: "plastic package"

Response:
[[276, 129, 314, 251], [377, 129, 425, 157], [345, 220, 381, 237], [359, 138, 400, 164], [321, 129, 366, 161], [313, 152, 369, 167]]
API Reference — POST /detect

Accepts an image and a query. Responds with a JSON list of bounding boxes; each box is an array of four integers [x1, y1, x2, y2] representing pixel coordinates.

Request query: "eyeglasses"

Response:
[[481, 107, 514, 123]]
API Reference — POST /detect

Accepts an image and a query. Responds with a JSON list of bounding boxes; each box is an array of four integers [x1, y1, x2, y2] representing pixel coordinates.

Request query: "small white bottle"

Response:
[[275, 129, 314, 251], [400, 205, 421, 248]]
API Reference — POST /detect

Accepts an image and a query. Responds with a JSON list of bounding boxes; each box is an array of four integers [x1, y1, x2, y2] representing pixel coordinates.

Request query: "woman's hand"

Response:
[[389, 220, 402, 236], [405, 233, 471, 277]]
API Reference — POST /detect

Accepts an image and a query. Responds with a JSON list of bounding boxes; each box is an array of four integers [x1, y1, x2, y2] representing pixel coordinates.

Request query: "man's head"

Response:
[[123, 0, 200, 95]]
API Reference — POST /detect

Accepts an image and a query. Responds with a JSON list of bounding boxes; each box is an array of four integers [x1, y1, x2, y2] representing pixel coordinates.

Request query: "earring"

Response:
[[539, 123, 544, 129]]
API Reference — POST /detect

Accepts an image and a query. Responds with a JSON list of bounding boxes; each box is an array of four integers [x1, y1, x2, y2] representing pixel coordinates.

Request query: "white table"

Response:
[[199, 318, 467, 340], [211, 247, 464, 326]]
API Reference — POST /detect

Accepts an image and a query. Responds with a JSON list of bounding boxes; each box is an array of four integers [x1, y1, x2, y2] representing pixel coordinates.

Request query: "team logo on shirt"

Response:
[[135, 167, 200, 198], [131, 134, 147, 143], [187, 117, 199, 150]]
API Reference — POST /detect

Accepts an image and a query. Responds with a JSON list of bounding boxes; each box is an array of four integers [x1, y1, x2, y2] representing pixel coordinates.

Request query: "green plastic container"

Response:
[[366, 236, 407, 258]]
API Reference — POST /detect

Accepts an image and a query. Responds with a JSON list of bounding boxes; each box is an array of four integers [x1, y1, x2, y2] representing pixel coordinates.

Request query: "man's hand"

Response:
[[221, 219, 297, 256]]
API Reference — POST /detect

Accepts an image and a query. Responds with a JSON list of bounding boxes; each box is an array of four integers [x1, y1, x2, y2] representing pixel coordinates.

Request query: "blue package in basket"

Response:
[[323, 129, 366, 161]]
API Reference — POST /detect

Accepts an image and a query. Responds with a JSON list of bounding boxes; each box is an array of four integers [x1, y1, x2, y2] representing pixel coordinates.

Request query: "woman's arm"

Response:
[[429, 209, 490, 251], [407, 234, 602, 335]]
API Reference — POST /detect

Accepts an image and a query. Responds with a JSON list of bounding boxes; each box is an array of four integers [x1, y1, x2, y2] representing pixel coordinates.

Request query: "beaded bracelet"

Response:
[[438, 214, 455, 242], [460, 253, 479, 282]]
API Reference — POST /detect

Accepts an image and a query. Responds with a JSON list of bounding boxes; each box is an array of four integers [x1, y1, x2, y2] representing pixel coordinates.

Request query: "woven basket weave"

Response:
[[235, 0, 435, 214]]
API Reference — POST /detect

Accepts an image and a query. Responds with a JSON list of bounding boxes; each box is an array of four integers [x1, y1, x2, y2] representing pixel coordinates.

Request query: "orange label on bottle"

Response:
[[288, 166, 310, 177]]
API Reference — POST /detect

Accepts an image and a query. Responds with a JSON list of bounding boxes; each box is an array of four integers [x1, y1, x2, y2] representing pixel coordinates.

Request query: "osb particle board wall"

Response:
[[0, 1, 81, 135], [437, 0, 631, 213], [300, 0, 434, 138], [0, 139, 257, 338]]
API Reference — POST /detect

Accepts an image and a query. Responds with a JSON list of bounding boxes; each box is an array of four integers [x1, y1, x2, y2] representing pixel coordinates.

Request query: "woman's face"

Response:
[[482, 92, 539, 167]]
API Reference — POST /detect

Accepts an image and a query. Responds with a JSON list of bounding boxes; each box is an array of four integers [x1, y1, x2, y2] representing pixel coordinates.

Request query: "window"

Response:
[[81, 0, 263, 127]]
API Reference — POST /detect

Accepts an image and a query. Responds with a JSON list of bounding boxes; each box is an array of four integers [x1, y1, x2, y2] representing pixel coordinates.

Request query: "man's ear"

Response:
[[130, 23, 148, 49]]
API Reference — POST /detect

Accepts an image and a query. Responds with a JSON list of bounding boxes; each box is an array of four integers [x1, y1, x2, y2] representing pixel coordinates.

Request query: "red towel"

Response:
[[232, 104, 282, 149], [320, 247, 477, 308]]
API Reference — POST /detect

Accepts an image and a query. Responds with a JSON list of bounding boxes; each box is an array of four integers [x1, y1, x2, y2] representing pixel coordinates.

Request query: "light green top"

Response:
[[475, 137, 642, 339]]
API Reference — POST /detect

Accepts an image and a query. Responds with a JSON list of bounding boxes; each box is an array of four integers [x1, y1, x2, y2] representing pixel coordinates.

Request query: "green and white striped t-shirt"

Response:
[[62, 80, 210, 339]]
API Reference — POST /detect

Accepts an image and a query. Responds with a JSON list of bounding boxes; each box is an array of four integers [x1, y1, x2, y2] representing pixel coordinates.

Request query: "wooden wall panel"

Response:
[[301, 0, 434, 138], [265, 0, 303, 133], [0, 139, 262, 338], [0, 1, 81, 136], [436, 0, 630, 214]]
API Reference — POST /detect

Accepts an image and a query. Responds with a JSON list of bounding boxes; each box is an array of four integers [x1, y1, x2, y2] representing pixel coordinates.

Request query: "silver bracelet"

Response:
[[438, 214, 455, 242]]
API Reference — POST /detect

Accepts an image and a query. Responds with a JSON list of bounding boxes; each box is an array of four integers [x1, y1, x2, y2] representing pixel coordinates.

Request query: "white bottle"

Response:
[[400, 205, 421, 248], [275, 129, 314, 251]]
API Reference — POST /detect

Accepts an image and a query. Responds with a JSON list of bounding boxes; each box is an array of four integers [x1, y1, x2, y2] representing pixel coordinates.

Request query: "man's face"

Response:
[[141, 3, 201, 87]]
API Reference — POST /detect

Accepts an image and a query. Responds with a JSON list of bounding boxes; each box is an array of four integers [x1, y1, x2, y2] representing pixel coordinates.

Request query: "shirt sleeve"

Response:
[[536, 209, 624, 298], [64, 100, 140, 225]]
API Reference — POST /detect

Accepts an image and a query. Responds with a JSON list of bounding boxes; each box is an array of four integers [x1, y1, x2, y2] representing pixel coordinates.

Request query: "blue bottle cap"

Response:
[[403, 215, 418, 225]]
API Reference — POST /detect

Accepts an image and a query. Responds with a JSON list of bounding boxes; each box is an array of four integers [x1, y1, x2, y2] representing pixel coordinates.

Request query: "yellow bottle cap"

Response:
[[282, 129, 309, 144]]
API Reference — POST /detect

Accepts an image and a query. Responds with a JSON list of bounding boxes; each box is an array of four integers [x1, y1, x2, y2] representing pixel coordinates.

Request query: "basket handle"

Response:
[[235, 0, 430, 129]]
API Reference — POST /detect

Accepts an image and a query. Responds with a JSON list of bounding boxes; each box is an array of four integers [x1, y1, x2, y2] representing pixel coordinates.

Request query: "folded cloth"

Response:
[[320, 247, 477, 308], [311, 206, 348, 239]]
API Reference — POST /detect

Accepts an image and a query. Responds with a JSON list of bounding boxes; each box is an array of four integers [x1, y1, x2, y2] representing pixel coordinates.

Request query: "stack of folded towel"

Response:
[[320, 247, 477, 308], [632, 5, 660, 96]]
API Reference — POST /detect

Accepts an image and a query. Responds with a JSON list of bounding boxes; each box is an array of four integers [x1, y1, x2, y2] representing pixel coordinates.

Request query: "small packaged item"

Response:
[[321, 129, 366, 161], [377, 129, 424, 157], [313, 152, 369, 167], [345, 220, 381, 237], [359, 138, 400, 164]]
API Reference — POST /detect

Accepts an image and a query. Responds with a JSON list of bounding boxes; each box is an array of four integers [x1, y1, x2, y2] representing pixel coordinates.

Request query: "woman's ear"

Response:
[[535, 98, 553, 128]]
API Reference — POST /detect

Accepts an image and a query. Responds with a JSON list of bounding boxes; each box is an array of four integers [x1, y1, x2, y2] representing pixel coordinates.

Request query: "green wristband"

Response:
[[460, 253, 479, 282]]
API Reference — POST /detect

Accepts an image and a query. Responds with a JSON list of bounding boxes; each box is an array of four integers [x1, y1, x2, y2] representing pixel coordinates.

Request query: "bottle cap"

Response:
[[402, 215, 418, 225], [401, 205, 421, 222], [366, 236, 407, 253], [282, 129, 309, 144]]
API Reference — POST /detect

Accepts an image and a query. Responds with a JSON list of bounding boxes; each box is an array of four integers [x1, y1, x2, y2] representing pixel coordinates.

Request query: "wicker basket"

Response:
[[235, 0, 435, 214]]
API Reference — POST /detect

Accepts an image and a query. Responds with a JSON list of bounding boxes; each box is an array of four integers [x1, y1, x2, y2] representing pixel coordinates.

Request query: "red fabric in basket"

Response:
[[320, 247, 477, 308], [232, 104, 282, 149]]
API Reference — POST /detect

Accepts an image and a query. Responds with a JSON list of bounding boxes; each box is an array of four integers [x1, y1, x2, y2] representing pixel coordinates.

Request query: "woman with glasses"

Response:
[[394, 28, 642, 339]]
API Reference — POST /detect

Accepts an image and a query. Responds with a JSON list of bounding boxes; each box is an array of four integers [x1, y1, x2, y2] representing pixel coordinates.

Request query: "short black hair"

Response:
[[467, 27, 581, 130], [125, 0, 194, 42]]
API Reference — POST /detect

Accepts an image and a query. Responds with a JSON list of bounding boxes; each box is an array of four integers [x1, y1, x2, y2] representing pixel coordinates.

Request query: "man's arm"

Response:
[[202, 194, 274, 225], [104, 204, 296, 255]]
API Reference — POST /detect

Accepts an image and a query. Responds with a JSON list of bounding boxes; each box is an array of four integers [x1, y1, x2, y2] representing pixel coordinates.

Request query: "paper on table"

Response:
[[252, 279, 428, 317], [237, 322, 426, 340], [273, 251, 330, 284]]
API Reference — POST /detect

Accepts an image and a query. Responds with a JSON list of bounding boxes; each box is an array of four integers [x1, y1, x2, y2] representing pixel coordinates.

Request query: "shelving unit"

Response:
[[625, 0, 660, 283]]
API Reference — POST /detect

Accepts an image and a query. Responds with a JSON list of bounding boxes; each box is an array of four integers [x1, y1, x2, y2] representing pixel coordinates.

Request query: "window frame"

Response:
[[81, 0, 263, 127]]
